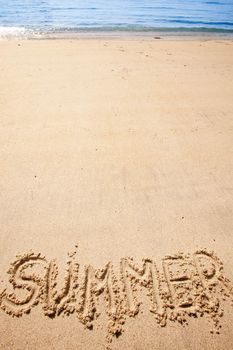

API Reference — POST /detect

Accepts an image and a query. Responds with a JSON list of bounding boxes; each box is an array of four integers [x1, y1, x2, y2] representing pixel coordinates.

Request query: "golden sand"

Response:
[[0, 38, 233, 349]]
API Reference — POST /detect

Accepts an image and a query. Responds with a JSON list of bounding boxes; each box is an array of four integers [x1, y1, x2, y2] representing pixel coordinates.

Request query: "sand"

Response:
[[0, 37, 233, 350]]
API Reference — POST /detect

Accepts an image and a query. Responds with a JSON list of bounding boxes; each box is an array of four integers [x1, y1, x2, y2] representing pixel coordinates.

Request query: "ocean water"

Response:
[[0, 0, 233, 37]]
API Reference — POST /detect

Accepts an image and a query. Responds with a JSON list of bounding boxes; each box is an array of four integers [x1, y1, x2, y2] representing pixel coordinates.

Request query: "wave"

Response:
[[0, 26, 27, 38]]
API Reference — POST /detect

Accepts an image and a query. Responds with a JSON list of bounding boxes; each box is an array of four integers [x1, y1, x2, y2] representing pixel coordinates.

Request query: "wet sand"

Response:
[[0, 38, 233, 350]]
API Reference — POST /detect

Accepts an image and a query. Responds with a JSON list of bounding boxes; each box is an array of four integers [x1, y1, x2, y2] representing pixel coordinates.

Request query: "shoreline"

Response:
[[1, 34, 233, 41], [1, 27, 233, 41], [34, 31, 233, 40]]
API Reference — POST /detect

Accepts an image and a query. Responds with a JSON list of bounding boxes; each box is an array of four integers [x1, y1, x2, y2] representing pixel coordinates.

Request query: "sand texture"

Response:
[[0, 38, 233, 350]]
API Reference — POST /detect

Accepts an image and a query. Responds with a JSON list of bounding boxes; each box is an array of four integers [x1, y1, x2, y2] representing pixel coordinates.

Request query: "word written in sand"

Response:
[[1, 247, 233, 341]]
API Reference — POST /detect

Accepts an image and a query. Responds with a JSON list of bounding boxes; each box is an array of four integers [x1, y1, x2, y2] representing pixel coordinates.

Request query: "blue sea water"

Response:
[[0, 0, 233, 36]]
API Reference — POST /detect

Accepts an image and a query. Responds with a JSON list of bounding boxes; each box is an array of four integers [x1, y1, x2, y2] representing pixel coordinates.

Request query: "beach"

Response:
[[0, 37, 233, 349]]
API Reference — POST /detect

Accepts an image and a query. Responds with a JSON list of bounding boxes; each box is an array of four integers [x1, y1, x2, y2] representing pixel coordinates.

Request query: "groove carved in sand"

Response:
[[0, 252, 47, 317], [120, 258, 166, 324], [1, 247, 233, 338]]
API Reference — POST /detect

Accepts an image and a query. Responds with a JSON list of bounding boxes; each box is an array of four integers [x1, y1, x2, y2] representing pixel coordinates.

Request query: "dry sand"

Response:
[[0, 38, 233, 350]]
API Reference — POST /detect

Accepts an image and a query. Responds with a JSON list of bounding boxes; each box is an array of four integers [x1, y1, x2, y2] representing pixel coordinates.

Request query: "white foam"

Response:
[[0, 26, 28, 38]]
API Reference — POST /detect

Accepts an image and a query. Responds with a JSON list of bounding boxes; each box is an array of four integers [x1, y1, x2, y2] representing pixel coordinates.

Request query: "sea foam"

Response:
[[0, 26, 28, 39]]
